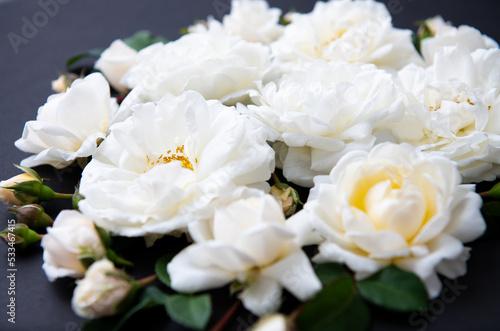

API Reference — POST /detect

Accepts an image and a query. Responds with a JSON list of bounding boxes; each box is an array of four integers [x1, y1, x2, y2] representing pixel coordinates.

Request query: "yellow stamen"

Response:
[[145, 145, 194, 172]]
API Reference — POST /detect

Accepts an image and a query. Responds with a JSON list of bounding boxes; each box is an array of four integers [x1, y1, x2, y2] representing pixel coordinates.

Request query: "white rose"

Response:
[[78, 91, 275, 237], [95, 39, 138, 94], [168, 194, 321, 316], [271, 0, 422, 70], [394, 46, 500, 182], [245, 60, 404, 187], [15, 73, 119, 169], [222, 0, 283, 44], [41, 210, 106, 281], [421, 22, 498, 65], [291, 143, 485, 298], [120, 25, 270, 105], [71, 259, 133, 318]]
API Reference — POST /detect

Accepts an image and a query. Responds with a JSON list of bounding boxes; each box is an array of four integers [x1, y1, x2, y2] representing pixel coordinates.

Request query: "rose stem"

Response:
[[53, 193, 74, 199], [479, 191, 490, 198], [289, 301, 306, 322], [209, 299, 241, 331], [272, 172, 281, 185], [137, 274, 158, 287]]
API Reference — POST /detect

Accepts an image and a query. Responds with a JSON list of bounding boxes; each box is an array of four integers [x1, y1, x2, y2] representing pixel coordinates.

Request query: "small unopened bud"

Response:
[[71, 259, 135, 319], [0, 223, 41, 250], [51, 73, 80, 93], [72, 188, 85, 210], [9, 204, 53, 231], [417, 16, 450, 40], [0, 173, 38, 205], [0, 165, 66, 204], [270, 183, 301, 217], [250, 314, 294, 331]]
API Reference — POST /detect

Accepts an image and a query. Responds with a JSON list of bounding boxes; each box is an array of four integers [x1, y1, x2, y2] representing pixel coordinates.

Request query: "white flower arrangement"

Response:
[[1, 0, 499, 330]]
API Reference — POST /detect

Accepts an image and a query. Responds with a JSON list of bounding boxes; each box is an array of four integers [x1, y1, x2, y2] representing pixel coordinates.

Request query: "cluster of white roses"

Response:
[[10, 0, 496, 321]]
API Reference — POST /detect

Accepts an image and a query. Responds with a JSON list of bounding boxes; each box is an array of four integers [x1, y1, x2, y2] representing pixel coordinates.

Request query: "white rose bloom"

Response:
[[421, 20, 498, 65], [394, 46, 500, 182], [245, 60, 404, 187], [71, 259, 133, 318], [120, 25, 270, 105], [168, 194, 321, 316], [222, 0, 283, 44], [290, 143, 485, 298], [271, 0, 422, 71], [41, 210, 106, 282], [15, 73, 119, 169], [78, 91, 275, 237], [95, 39, 138, 94]]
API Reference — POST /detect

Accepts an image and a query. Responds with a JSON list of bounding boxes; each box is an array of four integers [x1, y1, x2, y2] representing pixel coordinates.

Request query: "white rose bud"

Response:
[[95, 39, 138, 94], [71, 259, 134, 319], [51, 73, 80, 93], [0, 173, 38, 205], [41, 210, 106, 281]]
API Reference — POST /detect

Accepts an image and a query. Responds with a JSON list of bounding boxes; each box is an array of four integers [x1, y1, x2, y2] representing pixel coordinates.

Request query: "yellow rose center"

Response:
[[145, 145, 195, 172]]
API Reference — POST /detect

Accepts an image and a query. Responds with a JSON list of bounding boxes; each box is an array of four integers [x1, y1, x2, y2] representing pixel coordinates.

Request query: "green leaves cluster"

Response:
[[296, 263, 428, 331]]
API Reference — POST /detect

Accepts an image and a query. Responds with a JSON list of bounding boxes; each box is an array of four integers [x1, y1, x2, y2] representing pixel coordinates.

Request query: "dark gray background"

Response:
[[1, 0, 500, 330]]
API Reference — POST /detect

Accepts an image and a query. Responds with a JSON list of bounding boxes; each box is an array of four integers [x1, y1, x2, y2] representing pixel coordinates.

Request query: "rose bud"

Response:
[[71, 259, 135, 319], [0, 223, 41, 250], [0, 173, 38, 205], [1, 165, 72, 205], [9, 204, 53, 231], [270, 183, 301, 217], [51, 73, 79, 93], [41, 210, 106, 281]]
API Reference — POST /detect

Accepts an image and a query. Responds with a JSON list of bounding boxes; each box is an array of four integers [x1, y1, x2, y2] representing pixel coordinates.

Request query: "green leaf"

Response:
[[94, 225, 111, 248], [480, 201, 500, 239], [488, 182, 500, 200], [164, 294, 211, 330], [296, 275, 370, 331], [155, 252, 176, 287], [66, 48, 104, 68], [106, 248, 134, 267], [13, 164, 41, 182], [357, 266, 428, 312], [314, 262, 349, 286], [124, 30, 167, 51], [80, 287, 167, 331]]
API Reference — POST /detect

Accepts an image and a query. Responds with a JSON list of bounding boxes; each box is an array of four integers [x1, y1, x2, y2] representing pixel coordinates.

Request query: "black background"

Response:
[[1, 0, 500, 330]]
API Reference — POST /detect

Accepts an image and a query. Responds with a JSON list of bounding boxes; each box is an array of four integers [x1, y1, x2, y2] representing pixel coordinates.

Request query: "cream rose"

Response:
[[245, 60, 403, 187], [394, 46, 500, 182], [168, 193, 321, 316], [271, 0, 422, 71], [290, 143, 485, 298], [421, 19, 498, 65], [71, 259, 133, 318], [222, 0, 283, 44], [120, 24, 270, 105], [15, 73, 119, 169], [41, 210, 106, 281], [95, 39, 138, 94], [78, 91, 274, 237]]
